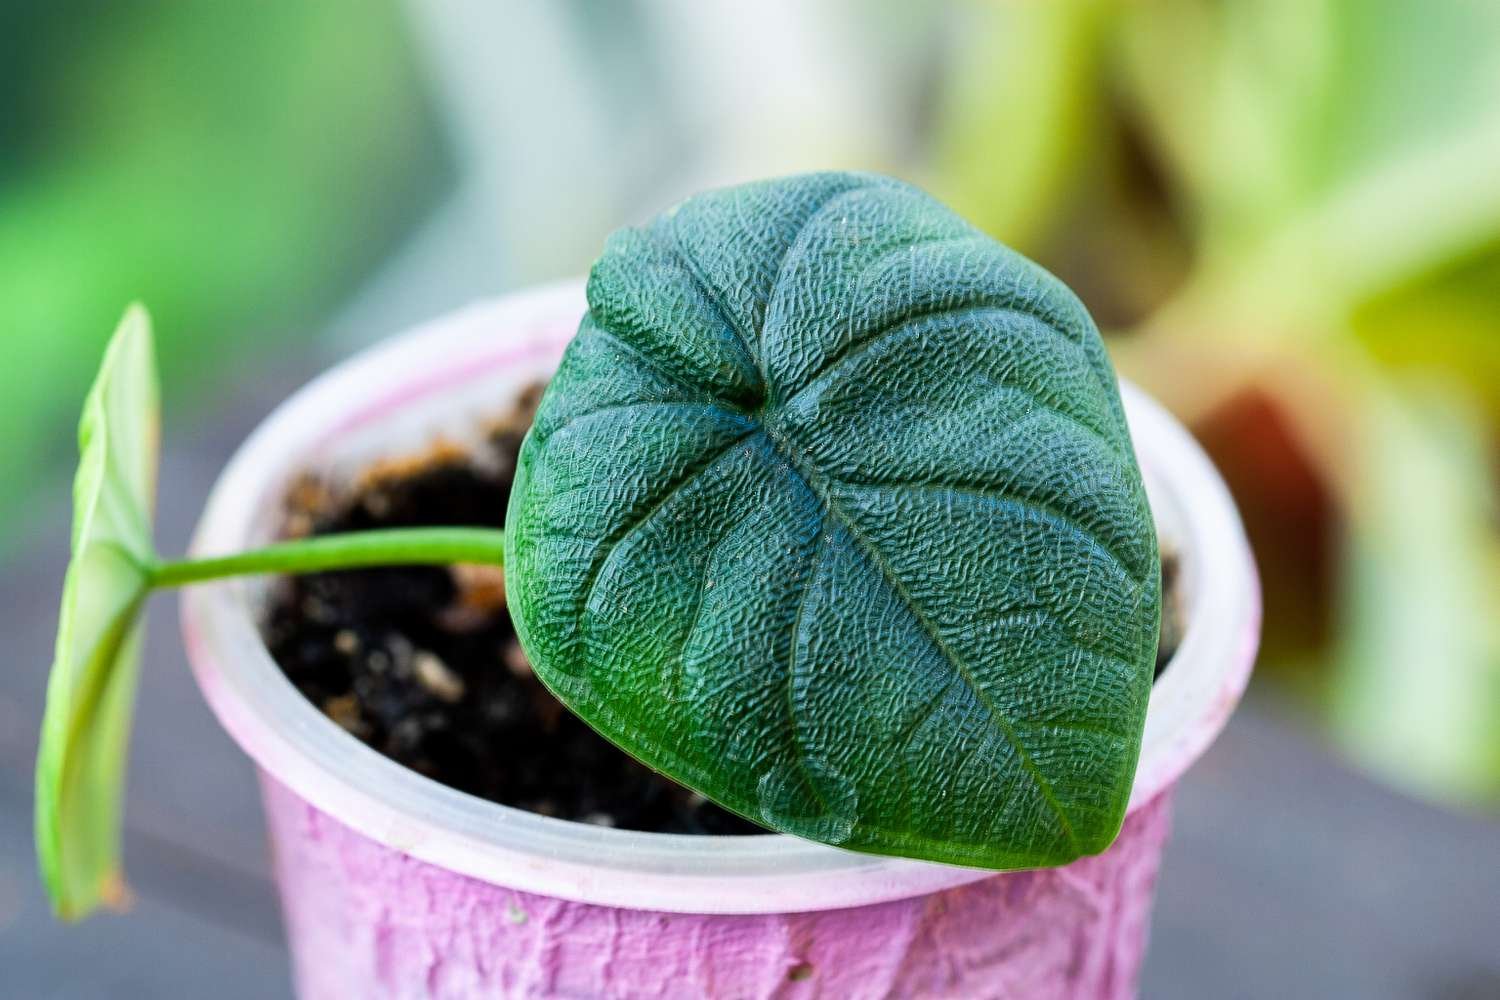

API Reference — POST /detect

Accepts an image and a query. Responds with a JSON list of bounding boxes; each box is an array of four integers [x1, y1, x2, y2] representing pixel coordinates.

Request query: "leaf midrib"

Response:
[[758, 420, 1083, 854]]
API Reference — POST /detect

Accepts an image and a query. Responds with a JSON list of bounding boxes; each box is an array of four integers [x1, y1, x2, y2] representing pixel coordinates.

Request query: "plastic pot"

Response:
[[182, 281, 1259, 999]]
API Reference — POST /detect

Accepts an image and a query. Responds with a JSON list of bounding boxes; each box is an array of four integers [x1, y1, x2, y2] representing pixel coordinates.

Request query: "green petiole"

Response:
[[148, 526, 507, 589]]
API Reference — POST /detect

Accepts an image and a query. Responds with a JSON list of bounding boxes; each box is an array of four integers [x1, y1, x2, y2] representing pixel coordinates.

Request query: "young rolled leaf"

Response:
[[35, 305, 159, 918], [32, 309, 516, 921], [507, 172, 1161, 868]]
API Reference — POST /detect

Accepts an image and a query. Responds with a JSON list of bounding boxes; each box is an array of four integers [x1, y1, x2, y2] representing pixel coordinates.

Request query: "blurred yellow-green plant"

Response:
[[931, 0, 1500, 806]]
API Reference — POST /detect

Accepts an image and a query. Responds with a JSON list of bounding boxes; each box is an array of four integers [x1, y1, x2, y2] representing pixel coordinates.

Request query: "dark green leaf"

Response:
[[507, 173, 1160, 867]]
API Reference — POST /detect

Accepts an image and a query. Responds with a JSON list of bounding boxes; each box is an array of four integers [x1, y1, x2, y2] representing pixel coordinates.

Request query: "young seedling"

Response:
[[38, 173, 1159, 920]]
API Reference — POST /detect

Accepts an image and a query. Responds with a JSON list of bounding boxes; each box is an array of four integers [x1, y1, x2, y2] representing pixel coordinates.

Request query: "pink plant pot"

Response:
[[182, 282, 1260, 999]]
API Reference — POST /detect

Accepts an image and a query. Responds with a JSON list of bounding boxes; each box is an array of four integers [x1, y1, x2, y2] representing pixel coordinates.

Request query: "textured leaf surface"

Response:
[[507, 173, 1159, 867], [35, 305, 158, 918]]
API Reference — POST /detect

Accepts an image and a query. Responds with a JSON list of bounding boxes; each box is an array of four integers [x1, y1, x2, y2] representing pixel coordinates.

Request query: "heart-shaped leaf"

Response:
[[35, 305, 159, 918], [507, 173, 1160, 868]]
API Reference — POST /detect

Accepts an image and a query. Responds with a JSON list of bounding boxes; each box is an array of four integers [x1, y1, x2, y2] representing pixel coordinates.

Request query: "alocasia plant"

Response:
[[508, 172, 1160, 865], [37, 172, 1159, 918]]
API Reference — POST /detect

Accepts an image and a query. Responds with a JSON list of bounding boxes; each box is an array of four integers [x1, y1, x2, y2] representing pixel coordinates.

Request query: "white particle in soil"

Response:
[[414, 651, 466, 703]]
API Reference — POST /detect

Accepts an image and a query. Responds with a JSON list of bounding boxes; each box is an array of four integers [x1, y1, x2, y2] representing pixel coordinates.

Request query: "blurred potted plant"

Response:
[[37, 174, 1257, 998], [931, 0, 1500, 807]]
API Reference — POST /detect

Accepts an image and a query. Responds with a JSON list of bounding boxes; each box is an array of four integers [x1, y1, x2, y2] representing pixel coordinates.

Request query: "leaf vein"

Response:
[[577, 427, 759, 631], [536, 399, 739, 450], [785, 302, 1102, 415], [762, 183, 881, 361], [833, 476, 1145, 589], [669, 496, 768, 702], [781, 519, 834, 818], [659, 226, 762, 386], [589, 323, 729, 409]]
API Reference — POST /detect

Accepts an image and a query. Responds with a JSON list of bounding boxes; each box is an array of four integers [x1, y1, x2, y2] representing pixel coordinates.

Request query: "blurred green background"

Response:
[[2, 0, 1496, 814], [0, 0, 451, 544]]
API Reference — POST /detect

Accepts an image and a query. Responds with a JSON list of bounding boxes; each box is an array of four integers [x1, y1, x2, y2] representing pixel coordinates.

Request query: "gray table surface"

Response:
[[2, 364, 1497, 1000]]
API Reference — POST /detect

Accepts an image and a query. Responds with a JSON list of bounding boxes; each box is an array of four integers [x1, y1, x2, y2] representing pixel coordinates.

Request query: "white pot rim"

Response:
[[182, 280, 1260, 915]]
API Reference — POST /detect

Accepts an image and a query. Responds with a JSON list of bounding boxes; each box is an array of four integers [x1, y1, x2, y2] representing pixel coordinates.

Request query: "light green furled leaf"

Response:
[[506, 173, 1160, 868], [1331, 377, 1500, 805], [35, 305, 160, 919]]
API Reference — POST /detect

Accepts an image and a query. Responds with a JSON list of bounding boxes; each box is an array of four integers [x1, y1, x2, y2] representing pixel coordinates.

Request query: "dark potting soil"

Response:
[[263, 386, 1183, 836], [1156, 548, 1183, 677]]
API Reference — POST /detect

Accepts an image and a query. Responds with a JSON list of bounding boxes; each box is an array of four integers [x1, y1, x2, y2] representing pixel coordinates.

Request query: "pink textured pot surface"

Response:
[[182, 282, 1260, 999]]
